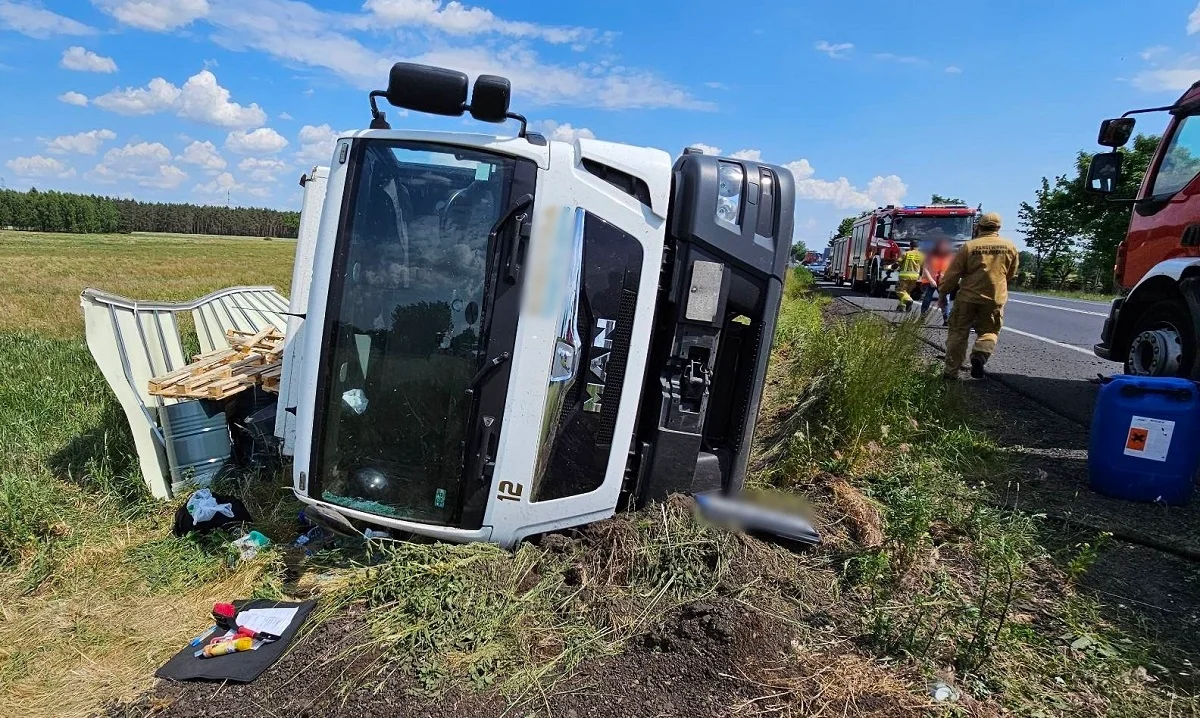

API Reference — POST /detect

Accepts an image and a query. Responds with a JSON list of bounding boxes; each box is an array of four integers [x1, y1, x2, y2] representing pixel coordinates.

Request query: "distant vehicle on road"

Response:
[[806, 261, 827, 277], [838, 204, 979, 297], [1088, 80, 1200, 377]]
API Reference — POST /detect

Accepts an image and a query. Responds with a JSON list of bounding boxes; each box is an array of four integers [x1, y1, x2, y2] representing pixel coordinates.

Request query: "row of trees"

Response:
[[0, 188, 301, 238], [1016, 135, 1158, 293]]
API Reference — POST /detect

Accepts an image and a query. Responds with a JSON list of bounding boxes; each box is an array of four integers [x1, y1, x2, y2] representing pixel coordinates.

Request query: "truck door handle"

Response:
[[1182, 224, 1200, 247], [467, 414, 499, 486]]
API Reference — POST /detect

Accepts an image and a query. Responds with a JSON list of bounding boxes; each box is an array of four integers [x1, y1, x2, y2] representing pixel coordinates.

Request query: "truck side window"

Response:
[[1151, 116, 1200, 197]]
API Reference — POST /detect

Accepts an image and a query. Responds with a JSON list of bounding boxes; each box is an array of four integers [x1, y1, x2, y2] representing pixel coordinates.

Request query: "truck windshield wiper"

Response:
[[488, 193, 533, 284], [465, 351, 511, 395]]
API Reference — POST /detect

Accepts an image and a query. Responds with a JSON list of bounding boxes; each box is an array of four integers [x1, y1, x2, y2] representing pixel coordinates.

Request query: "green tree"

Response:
[[930, 193, 965, 204], [1017, 133, 1159, 293], [835, 216, 856, 237], [790, 240, 809, 264]]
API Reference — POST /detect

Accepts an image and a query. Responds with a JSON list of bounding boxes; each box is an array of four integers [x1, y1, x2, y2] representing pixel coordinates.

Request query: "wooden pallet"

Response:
[[149, 327, 284, 399]]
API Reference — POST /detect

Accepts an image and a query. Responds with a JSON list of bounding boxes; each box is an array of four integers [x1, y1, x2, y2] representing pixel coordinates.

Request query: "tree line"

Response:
[[0, 188, 301, 238], [1016, 135, 1158, 293]]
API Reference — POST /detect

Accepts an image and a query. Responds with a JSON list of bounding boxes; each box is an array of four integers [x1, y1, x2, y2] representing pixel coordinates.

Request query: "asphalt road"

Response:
[[823, 284, 1119, 425]]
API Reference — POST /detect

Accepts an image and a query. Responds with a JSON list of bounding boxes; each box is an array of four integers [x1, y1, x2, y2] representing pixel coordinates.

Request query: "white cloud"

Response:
[[176, 70, 267, 128], [225, 127, 288, 155], [814, 40, 853, 59], [1140, 45, 1169, 62], [45, 129, 117, 155], [238, 156, 286, 181], [408, 45, 715, 110], [704, 81, 727, 90], [58, 91, 89, 106], [93, 0, 209, 31], [278, 111, 293, 120], [196, 0, 707, 110], [92, 70, 266, 128], [686, 143, 722, 156], [874, 52, 925, 66], [944, 65, 962, 74], [865, 175, 907, 206], [0, 1, 93, 37], [194, 170, 239, 194], [1189, 2, 1200, 34], [5, 154, 74, 178], [90, 141, 188, 188], [783, 159, 907, 210], [296, 123, 340, 163], [729, 149, 762, 161], [178, 140, 226, 172], [94, 77, 182, 115], [60, 46, 118, 73], [533, 120, 595, 143], [363, 0, 596, 45], [1131, 55, 1200, 91]]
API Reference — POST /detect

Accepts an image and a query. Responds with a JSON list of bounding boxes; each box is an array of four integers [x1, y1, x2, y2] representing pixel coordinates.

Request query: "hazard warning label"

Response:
[[1123, 415, 1175, 462]]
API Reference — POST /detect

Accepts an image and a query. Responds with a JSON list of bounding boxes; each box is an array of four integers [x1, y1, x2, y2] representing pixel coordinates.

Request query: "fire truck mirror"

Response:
[[1098, 117, 1135, 148], [1085, 152, 1123, 195]]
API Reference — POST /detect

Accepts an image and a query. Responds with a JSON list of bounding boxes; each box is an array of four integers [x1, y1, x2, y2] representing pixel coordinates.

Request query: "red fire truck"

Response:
[[1088, 81, 1200, 377], [840, 204, 978, 297]]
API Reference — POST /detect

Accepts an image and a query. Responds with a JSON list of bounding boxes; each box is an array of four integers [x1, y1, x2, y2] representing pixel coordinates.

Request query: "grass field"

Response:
[[0, 230, 295, 336], [0, 230, 295, 716], [0, 234, 1193, 716]]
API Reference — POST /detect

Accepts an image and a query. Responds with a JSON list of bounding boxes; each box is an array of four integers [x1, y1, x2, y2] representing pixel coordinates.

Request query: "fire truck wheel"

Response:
[[868, 267, 884, 298], [1124, 299, 1196, 377]]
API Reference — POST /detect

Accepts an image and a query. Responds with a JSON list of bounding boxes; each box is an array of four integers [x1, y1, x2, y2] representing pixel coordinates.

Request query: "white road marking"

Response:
[[1007, 298, 1108, 317], [1002, 326, 1100, 357], [1008, 291, 1111, 307]]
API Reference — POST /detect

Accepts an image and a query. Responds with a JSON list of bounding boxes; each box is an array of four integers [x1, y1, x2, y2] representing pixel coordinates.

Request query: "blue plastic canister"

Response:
[[1088, 375, 1200, 505]]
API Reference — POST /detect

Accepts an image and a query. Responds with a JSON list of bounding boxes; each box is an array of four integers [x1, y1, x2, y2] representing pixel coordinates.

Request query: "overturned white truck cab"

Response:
[[88, 64, 797, 548]]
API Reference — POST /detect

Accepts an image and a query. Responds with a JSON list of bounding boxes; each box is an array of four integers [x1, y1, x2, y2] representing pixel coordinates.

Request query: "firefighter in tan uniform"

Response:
[[937, 212, 1019, 379]]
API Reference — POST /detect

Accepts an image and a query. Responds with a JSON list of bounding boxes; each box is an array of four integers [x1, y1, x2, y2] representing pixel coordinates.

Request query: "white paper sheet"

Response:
[[236, 607, 298, 636]]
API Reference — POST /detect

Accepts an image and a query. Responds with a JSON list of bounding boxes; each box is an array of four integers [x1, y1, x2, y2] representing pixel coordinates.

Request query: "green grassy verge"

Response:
[[1015, 287, 1116, 303]]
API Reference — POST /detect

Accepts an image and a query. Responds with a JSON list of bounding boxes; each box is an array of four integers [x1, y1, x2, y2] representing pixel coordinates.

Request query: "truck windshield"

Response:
[[313, 140, 516, 525], [891, 216, 974, 245]]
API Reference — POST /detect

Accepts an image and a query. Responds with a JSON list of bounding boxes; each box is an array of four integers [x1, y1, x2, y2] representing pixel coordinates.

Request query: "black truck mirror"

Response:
[[1098, 118, 1136, 148], [1085, 151, 1123, 194]]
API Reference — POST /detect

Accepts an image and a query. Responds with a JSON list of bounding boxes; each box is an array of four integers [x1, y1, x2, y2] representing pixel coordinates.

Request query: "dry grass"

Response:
[[0, 230, 294, 718], [0, 539, 278, 717], [0, 230, 295, 337]]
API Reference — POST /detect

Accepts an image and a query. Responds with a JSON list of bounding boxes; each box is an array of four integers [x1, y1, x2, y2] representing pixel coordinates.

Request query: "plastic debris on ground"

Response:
[[231, 530, 270, 560], [187, 489, 235, 523]]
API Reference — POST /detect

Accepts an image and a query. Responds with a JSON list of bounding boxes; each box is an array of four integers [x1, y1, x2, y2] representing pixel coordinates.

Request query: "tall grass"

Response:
[[0, 333, 290, 717], [758, 282, 1195, 716], [761, 275, 948, 482]]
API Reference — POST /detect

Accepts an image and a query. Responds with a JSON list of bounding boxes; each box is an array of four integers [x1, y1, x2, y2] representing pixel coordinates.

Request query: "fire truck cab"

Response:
[[843, 205, 978, 297], [1089, 81, 1200, 377]]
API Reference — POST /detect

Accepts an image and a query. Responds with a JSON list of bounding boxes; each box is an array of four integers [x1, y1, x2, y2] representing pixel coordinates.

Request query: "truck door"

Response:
[[1126, 113, 1200, 284]]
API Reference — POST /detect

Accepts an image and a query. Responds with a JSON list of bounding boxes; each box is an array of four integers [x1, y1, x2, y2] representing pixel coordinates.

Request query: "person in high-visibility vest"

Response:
[[894, 241, 924, 312], [920, 237, 955, 324]]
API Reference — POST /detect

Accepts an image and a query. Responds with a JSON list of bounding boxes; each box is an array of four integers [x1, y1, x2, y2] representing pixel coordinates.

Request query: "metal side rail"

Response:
[[80, 286, 289, 499]]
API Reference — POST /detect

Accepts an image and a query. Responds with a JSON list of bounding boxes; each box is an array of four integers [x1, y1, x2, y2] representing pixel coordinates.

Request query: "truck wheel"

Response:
[[1125, 300, 1196, 377], [868, 267, 883, 298]]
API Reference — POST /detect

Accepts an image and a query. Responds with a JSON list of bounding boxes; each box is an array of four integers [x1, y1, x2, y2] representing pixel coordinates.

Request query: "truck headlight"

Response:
[[716, 161, 743, 227]]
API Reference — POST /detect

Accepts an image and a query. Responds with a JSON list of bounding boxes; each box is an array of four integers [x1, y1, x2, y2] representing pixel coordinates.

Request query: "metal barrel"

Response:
[[160, 399, 232, 493]]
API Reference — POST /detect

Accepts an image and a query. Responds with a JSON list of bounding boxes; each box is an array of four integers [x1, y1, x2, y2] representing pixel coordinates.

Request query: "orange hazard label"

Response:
[[1126, 427, 1149, 452]]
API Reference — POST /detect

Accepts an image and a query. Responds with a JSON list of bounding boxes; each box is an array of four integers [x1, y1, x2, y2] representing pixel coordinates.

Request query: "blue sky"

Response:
[[1, 0, 1199, 250]]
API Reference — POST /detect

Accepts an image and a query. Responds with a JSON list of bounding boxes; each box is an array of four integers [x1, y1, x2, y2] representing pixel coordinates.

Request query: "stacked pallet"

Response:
[[148, 327, 284, 399]]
